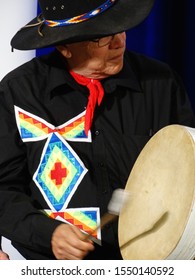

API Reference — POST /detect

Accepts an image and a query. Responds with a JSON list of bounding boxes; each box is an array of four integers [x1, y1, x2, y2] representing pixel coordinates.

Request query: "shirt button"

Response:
[[95, 130, 100, 136], [104, 83, 116, 92], [104, 223, 111, 229], [102, 189, 108, 194]]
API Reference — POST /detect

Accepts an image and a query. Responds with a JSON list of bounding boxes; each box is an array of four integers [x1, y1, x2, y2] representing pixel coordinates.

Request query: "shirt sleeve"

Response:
[[170, 70, 195, 127], [0, 81, 61, 258]]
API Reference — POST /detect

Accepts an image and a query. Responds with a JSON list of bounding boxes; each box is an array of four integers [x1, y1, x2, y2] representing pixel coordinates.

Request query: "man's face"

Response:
[[58, 32, 126, 79]]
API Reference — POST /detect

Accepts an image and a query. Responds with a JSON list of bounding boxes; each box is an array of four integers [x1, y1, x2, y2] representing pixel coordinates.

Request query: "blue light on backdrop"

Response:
[[126, 0, 195, 112]]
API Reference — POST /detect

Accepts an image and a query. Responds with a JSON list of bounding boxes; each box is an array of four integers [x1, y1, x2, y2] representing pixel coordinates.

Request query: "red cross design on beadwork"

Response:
[[50, 161, 69, 187]]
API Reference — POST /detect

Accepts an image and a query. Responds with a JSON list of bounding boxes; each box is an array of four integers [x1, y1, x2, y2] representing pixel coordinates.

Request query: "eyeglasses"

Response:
[[91, 35, 115, 47]]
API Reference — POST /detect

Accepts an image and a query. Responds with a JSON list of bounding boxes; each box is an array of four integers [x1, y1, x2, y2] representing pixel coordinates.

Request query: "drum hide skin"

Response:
[[119, 125, 195, 260]]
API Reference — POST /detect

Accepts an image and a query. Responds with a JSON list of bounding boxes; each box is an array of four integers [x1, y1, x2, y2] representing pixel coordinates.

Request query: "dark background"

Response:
[[126, 0, 195, 113]]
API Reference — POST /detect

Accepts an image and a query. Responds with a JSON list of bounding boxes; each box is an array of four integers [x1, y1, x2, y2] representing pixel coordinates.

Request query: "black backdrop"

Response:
[[126, 0, 195, 112]]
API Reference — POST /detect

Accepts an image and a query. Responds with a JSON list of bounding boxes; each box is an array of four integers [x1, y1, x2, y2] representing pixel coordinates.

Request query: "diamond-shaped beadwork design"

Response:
[[33, 133, 88, 211]]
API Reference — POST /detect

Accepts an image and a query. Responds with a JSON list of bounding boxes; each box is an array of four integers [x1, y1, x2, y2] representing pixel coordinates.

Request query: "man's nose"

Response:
[[110, 32, 126, 48]]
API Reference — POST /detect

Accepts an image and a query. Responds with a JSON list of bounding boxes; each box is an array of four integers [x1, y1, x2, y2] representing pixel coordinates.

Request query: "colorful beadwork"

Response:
[[14, 106, 91, 142], [33, 133, 88, 211], [44, 0, 116, 27], [45, 208, 101, 240], [14, 106, 102, 242]]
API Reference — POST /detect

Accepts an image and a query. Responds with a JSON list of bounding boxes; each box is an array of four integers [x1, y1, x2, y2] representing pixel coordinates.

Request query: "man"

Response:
[[0, 0, 194, 260]]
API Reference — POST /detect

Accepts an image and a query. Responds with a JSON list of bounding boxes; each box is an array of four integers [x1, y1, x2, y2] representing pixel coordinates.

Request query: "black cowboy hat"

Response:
[[11, 0, 155, 50]]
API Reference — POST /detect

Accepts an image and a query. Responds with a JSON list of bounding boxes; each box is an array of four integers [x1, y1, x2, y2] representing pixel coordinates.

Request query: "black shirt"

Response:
[[0, 50, 194, 259]]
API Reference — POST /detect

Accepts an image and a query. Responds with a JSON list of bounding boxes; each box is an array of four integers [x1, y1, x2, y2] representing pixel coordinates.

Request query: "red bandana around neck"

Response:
[[69, 70, 104, 135]]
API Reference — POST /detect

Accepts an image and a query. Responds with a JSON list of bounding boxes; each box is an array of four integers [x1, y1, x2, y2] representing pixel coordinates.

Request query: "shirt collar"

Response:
[[102, 51, 142, 93], [40, 49, 142, 96]]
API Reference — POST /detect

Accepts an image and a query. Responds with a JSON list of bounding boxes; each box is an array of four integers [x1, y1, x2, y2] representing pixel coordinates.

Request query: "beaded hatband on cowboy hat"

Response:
[[11, 0, 155, 50]]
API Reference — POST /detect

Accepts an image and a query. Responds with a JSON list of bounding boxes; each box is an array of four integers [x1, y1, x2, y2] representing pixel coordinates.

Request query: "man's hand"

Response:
[[0, 250, 9, 260], [51, 224, 94, 260]]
